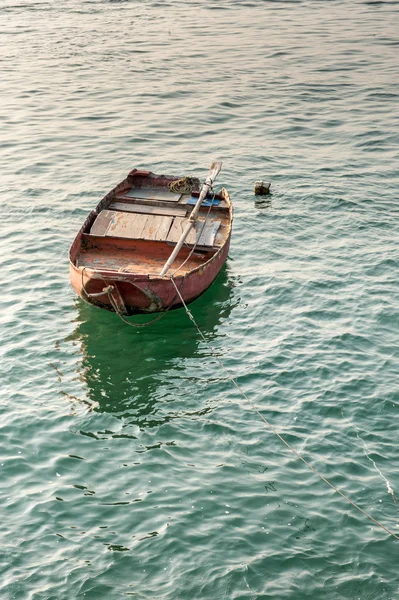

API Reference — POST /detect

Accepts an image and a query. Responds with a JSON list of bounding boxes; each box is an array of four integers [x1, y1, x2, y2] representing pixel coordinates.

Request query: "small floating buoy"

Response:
[[254, 180, 271, 195]]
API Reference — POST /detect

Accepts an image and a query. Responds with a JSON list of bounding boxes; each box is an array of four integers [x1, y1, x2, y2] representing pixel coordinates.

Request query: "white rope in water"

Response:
[[170, 278, 399, 542]]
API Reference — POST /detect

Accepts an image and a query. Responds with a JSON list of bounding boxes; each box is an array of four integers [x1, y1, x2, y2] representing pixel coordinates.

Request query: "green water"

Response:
[[1, 1, 399, 598]]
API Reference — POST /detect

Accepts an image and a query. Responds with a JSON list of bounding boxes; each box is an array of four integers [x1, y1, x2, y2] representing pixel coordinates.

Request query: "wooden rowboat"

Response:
[[69, 163, 232, 315]]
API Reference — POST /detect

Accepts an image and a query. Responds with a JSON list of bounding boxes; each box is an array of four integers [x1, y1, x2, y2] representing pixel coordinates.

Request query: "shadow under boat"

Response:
[[67, 265, 238, 427]]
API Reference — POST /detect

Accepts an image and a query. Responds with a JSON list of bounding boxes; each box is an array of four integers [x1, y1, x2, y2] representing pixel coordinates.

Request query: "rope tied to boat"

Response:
[[169, 277, 399, 542], [169, 176, 197, 195], [105, 276, 186, 328], [80, 268, 399, 539]]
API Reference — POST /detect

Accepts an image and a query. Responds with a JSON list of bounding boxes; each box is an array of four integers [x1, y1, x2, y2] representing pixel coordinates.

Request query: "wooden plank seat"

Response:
[[91, 210, 173, 241], [109, 201, 187, 218], [90, 210, 221, 247], [122, 187, 182, 202]]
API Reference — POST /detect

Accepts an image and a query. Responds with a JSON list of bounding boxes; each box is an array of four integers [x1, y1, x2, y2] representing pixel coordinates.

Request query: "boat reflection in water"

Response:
[[68, 266, 237, 428]]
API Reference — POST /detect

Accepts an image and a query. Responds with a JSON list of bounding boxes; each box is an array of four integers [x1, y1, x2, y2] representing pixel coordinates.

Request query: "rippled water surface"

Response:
[[1, 1, 399, 598]]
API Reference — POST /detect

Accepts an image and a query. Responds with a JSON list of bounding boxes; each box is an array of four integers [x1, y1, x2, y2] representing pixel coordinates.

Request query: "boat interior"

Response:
[[74, 174, 231, 277]]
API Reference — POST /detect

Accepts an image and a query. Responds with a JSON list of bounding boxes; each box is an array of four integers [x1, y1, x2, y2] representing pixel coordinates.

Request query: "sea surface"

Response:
[[1, 1, 399, 598]]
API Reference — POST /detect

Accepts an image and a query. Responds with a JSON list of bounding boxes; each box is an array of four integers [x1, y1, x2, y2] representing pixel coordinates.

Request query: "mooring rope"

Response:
[[105, 276, 186, 329], [170, 278, 399, 542]]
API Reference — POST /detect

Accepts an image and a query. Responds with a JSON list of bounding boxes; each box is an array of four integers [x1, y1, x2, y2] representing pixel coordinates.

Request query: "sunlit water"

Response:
[[1, 1, 399, 598]]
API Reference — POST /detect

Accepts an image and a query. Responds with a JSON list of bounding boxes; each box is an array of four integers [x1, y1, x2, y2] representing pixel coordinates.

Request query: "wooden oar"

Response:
[[159, 161, 222, 277]]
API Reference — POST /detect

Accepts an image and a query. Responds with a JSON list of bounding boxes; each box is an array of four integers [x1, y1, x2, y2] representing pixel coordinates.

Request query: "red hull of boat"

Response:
[[70, 237, 230, 315], [69, 168, 232, 315]]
